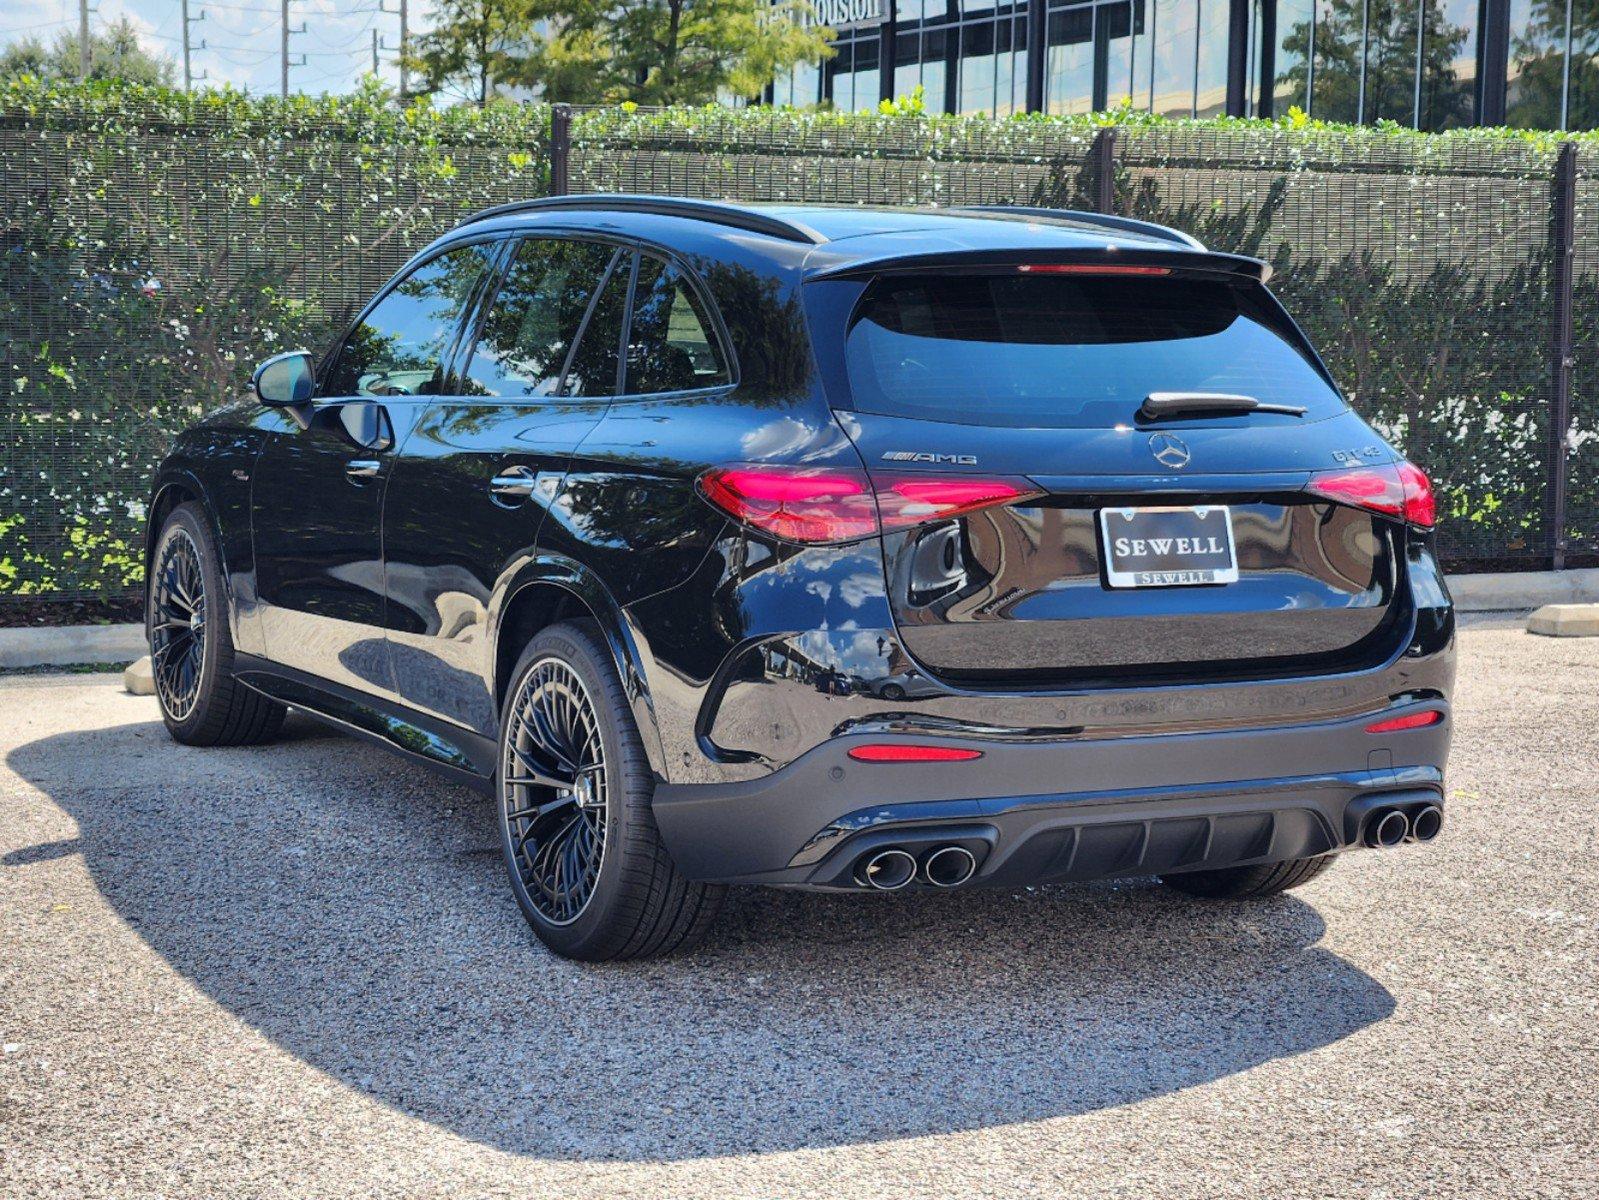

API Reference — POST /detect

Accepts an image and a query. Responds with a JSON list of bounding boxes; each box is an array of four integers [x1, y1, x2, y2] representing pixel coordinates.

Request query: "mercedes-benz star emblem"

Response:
[[1148, 432, 1191, 470]]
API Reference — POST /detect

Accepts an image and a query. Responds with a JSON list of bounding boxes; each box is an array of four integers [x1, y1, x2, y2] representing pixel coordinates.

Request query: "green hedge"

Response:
[[2, 80, 1595, 600]]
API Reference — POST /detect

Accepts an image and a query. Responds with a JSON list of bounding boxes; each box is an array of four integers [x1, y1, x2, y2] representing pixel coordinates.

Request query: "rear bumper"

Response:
[[650, 700, 1450, 888]]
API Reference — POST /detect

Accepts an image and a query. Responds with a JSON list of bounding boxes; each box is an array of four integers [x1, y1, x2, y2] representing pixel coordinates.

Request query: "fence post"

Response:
[[1092, 127, 1117, 214], [1548, 142, 1576, 571], [549, 103, 571, 197]]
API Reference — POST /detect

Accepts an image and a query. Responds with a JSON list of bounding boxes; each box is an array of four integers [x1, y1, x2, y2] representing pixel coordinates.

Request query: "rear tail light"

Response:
[[847, 744, 984, 763], [697, 465, 1041, 545], [1364, 710, 1444, 734], [1307, 460, 1436, 528]]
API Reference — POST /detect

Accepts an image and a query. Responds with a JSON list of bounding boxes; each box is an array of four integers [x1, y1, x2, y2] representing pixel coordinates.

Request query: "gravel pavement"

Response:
[[2, 617, 1596, 1199]]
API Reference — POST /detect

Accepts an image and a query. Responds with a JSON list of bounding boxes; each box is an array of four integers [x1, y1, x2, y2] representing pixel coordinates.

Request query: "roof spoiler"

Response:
[[948, 205, 1207, 252], [808, 247, 1272, 285]]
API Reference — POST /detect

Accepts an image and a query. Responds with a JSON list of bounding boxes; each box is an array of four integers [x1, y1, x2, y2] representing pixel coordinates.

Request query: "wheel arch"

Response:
[[489, 557, 670, 783], [146, 470, 233, 605]]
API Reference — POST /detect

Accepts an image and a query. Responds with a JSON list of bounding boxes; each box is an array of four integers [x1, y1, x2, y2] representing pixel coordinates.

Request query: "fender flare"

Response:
[[146, 467, 234, 603], [487, 554, 671, 784]]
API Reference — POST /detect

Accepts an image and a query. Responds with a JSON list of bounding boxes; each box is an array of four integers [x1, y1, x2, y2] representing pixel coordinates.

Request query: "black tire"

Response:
[[497, 620, 724, 961], [148, 502, 286, 747], [1160, 854, 1336, 900], [879, 683, 906, 701]]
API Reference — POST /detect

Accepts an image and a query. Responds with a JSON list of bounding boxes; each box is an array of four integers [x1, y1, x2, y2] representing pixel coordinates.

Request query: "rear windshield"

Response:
[[843, 273, 1345, 428]]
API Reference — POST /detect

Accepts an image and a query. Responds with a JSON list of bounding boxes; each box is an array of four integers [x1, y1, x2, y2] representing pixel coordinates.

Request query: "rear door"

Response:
[[251, 240, 495, 697], [823, 266, 1409, 687], [381, 235, 628, 734]]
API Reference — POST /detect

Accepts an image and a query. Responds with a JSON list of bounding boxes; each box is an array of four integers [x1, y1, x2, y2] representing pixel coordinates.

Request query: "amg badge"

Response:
[[881, 451, 978, 465]]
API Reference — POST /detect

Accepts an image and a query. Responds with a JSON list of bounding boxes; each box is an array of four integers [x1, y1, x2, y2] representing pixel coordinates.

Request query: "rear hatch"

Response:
[[823, 263, 1420, 687]]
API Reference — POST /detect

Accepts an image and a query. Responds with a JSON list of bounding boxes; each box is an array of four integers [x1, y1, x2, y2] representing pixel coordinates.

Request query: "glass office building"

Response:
[[768, 0, 1599, 130]]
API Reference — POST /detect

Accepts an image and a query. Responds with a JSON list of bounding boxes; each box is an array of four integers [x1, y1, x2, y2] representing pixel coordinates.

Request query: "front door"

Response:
[[382, 236, 629, 733], [251, 240, 498, 697]]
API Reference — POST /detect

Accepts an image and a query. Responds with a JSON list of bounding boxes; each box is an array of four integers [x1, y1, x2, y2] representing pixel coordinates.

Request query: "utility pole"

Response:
[[372, 29, 380, 77], [78, 0, 90, 79], [279, 0, 305, 98], [383, 0, 408, 97], [181, 0, 207, 92]]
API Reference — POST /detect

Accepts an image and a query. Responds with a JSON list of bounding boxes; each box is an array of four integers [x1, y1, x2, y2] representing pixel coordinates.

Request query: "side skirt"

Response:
[[232, 653, 497, 795]]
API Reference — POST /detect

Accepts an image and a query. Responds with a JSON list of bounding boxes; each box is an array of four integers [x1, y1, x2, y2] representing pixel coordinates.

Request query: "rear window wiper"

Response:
[[1140, 392, 1308, 420]]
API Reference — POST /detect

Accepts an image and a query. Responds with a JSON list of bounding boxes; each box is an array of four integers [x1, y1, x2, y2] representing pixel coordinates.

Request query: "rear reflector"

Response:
[[847, 744, 984, 763], [1365, 710, 1444, 734], [698, 464, 1040, 545], [1017, 263, 1172, 276], [1307, 460, 1436, 529]]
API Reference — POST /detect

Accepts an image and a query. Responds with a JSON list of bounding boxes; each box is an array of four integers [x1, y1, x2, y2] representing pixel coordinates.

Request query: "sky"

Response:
[[1, 0, 436, 96]]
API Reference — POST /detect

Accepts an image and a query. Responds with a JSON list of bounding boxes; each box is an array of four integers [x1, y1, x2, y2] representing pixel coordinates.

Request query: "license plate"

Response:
[[1098, 505, 1239, 588]]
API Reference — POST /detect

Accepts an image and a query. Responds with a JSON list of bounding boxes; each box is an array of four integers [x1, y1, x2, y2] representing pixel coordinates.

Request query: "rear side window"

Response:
[[322, 243, 494, 398], [843, 274, 1344, 428], [560, 253, 630, 398], [624, 254, 730, 394], [463, 238, 615, 398]]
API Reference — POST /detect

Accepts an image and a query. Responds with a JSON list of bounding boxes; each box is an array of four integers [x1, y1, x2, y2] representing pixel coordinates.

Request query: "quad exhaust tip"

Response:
[[1408, 804, 1444, 844], [1364, 808, 1410, 849], [859, 848, 917, 891], [922, 845, 978, 888]]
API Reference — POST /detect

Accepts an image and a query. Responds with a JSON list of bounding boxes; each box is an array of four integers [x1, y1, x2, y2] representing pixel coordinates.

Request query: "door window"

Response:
[[321, 242, 495, 398], [559, 253, 631, 398], [463, 239, 617, 398], [624, 255, 731, 394]]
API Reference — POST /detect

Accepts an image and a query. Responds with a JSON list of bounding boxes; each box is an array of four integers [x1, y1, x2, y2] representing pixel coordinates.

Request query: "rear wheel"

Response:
[[497, 621, 724, 961], [1160, 854, 1335, 899], [148, 502, 285, 746]]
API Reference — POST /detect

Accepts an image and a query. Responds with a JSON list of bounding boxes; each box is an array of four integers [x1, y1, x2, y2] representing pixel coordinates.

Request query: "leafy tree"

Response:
[[1277, 0, 1471, 129], [511, 0, 835, 106], [0, 17, 175, 86], [403, 0, 526, 107]]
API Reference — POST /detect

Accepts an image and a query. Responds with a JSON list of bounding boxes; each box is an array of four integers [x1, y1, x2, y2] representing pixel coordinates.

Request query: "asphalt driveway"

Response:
[[2, 617, 1596, 1198]]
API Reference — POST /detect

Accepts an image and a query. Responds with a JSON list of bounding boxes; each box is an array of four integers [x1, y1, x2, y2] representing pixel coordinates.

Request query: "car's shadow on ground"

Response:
[[7, 712, 1395, 1161]]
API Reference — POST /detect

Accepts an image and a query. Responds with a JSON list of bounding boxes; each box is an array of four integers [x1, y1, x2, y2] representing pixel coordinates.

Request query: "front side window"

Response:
[[624, 254, 730, 394], [322, 243, 495, 397], [463, 238, 616, 398]]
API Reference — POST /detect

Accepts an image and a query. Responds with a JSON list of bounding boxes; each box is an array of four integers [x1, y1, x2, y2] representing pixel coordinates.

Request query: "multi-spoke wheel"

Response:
[[148, 502, 285, 746], [150, 525, 207, 722], [502, 658, 609, 925], [497, 622, 725, 960]]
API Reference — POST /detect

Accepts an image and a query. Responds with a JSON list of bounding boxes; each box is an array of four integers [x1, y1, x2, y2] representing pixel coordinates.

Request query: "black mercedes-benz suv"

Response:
[[145, 195, 1454, 960]]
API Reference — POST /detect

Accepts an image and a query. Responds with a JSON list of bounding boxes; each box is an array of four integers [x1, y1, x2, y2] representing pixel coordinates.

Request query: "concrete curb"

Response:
[[1448, 568, 1599, 613], [1, 567, 1596, 669], [0, 623, 147, 669]]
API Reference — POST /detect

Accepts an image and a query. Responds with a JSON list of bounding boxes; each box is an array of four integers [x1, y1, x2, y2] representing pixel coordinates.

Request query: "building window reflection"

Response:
[[1508, 0, 1595, 130], [764, 0, 1593, 131]]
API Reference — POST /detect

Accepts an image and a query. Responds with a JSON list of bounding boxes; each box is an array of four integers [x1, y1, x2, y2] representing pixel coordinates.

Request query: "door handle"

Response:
[[346, 459, 382, 481], [490, 464, 538, 499]]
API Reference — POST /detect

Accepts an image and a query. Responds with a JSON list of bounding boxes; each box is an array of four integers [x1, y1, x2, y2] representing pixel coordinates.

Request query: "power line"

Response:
[[0, 17, 71, 35]]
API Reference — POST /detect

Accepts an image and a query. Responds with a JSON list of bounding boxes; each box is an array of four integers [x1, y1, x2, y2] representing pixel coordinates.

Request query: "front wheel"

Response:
[[497, 621, 724, 961], [148, 502, 285, 746], [1160, 854, 1335, 899]]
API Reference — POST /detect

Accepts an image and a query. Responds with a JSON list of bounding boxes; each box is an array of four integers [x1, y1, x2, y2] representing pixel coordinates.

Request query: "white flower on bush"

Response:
[[125, 500, 148, 520]]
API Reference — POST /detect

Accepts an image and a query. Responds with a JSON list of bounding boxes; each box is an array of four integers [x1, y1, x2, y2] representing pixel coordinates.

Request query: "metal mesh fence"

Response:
[[569, 107, 1593, 573], [1571, 161, 1599, 563], [0, 95, 549, 602], [3, 93, 1594, 603]]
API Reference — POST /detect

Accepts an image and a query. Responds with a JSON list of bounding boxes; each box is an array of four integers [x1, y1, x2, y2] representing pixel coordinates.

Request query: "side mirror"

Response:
[[252, 350, 315, 407]]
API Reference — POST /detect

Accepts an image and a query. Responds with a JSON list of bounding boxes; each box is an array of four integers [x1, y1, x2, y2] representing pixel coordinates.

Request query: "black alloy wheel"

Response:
[[501, 656, 609, 925], [150, 525, 207, 722], [497, 622, 724, 960], [148, 502, 285, 746]]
